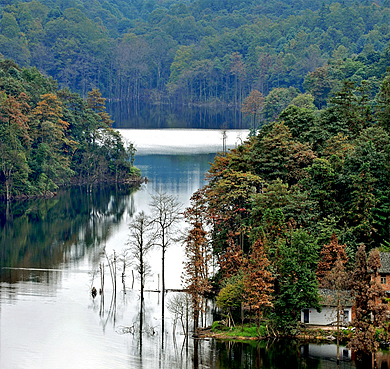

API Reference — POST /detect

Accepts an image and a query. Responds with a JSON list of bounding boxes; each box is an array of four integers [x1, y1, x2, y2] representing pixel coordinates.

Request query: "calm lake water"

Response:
[[0, 123, 388, 368]]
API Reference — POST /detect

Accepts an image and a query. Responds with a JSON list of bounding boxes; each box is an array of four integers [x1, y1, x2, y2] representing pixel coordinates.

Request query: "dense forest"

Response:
[[0, 0, 390, 104], [0, 60, 139, 201], [181, 43, 390, 339]]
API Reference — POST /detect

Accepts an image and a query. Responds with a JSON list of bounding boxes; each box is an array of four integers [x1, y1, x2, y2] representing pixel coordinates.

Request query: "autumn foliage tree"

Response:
[[316, 233, 348, 287], [243, 240, 274, 334], [218, 232, 243, 280], [348, 246, 387, 359], [182, 189, 212, 335], [241, 90, 264, 134]]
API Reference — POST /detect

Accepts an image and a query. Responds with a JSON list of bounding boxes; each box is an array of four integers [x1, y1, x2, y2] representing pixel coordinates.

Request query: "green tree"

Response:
[[376, 69, 390, 131], [272, 230, 320, 334]]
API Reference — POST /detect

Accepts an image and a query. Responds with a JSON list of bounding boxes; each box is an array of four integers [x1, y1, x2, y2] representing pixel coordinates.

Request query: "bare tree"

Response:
[[127, 211, 155, 306], [117, 248, 132, 293], [149, 192, 183, 327], [166, 293, 191, 336]]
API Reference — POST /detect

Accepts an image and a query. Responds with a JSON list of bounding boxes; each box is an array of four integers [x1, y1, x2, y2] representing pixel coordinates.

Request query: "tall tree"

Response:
[[272, 230, 320, 334], [348, 246, 388, 362], [243, 240, 274, 334], [127, 211, 155, 307], [241, 90, 264, 135], [182, 189, 212, 335], [149, 192, 182, 328], [376, 69, 390, 132], [316, 233, 348, 287], [322, 257, 350, 365]]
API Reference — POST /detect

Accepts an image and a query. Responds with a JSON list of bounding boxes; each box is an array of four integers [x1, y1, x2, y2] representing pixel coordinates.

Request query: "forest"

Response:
[[2, 0, 390, 355], [0, 60, 139, 200], [181, 48, 390, 351], [0, 0, 390, 104]]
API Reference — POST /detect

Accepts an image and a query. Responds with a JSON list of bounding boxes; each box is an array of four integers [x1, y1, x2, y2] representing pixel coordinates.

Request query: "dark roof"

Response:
[[318, 288, 354, 307], [379, 252, 390, 274]]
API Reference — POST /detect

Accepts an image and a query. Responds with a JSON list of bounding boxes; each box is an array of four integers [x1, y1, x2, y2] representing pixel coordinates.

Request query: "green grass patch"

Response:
[[211, 322, 267, 337]]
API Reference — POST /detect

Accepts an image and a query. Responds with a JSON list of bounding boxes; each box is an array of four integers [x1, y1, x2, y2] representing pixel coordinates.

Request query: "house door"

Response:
[[303, 309, 309, 323]]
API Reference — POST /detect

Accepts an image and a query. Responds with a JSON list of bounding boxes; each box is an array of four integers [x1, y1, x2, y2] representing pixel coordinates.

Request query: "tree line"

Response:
[[0, 0, 390, 104], [0, 60, 139, 200]]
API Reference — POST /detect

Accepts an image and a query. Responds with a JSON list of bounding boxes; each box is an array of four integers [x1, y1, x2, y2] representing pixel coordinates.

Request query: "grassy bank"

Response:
[[202, 321, 351, 342]]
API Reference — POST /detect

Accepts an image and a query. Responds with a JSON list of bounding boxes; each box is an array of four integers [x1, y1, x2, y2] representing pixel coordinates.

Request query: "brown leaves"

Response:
[[316, 233, 348, 287], [348, 245, 388, 355], [218, 234, 243, 280], [242, 240, 274, 312]]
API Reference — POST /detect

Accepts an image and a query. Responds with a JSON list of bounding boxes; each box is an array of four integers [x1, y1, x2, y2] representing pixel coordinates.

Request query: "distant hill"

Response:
[[0, 0, 389, 104]]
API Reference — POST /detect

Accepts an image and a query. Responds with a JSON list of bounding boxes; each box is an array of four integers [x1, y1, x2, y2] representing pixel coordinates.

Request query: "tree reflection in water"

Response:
[[0, 184, 138, 283]]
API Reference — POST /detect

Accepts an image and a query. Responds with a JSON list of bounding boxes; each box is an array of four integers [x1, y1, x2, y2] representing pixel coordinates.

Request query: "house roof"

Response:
[[318, 288, 354, 307], [379, 252, 390, 274]]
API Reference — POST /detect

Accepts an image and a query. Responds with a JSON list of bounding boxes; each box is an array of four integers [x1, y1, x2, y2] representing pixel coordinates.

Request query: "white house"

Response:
[[301, 289, 353, 326]]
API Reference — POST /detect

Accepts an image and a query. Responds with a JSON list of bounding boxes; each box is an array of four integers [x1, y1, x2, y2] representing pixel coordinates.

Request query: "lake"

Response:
[[0, 122, 387, 368]]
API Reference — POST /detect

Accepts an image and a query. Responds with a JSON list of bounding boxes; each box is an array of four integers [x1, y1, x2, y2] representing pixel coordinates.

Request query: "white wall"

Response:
[[301, 307, 352, 326]]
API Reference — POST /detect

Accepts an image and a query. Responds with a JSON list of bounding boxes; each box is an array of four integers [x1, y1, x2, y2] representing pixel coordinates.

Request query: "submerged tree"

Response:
[[166, 292, 191, 336], [127, 211, 155, 306], [149, 192, 182, 325]]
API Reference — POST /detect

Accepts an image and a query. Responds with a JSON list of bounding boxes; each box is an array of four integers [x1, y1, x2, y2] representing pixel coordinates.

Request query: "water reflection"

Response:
[[0, 184, 139, 283], [2, 127, 390, 368], [108, 102, 249, 130]]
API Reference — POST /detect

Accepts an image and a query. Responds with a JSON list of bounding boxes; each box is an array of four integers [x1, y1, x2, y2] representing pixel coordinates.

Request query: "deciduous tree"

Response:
[[182, 189, 211, 334], [149, 192, 182, 325], [316, 233, 348, 286], [348, 246, 387, 361], [243, 240, 274, 334]]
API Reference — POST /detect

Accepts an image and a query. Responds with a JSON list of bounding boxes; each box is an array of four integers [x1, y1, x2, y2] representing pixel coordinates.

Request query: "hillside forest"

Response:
[[0, 0, 390, 105], [182, 58, 390, 339]]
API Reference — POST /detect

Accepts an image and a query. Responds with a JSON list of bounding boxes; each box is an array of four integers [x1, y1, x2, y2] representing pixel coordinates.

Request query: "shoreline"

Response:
[[0, 175, 145, 202], [197, 325, 350, 343]]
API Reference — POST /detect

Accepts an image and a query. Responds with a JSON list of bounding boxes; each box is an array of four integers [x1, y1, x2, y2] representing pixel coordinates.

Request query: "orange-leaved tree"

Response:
[[182, 189, 212, 335], [316, 233, 348, 287], [243, 240, 274, 335]]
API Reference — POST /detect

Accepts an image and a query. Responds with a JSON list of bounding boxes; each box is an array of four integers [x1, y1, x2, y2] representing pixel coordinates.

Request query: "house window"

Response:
[[381, 275, 387, 285], [343, 310, 349, 323]]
